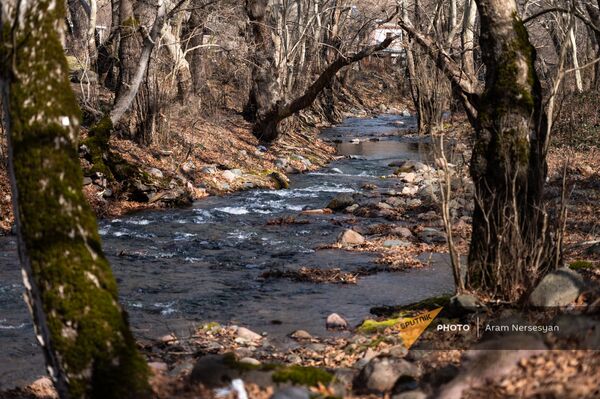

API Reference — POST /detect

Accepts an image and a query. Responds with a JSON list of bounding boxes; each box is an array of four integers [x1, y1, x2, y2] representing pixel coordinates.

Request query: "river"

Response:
[[0, 114, 455, 388]]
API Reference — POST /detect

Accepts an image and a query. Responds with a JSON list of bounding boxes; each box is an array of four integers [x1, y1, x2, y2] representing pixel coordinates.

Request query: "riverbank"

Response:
[[1, 114, 599, 398]]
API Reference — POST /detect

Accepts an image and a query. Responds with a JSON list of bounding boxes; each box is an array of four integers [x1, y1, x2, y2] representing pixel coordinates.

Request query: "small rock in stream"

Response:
[[290, 330, 313, 340], [338, 229, 365, 245], [327, 193, 355, 211], [326, 313, 348, 330]]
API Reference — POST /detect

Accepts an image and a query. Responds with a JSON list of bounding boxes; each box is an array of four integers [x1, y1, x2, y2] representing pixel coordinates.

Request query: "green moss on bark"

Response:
[[2, 1, 150, 397]]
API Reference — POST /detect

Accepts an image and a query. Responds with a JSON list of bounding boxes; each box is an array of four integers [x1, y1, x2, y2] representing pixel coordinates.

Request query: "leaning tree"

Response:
[[0, 0, 151, 397]]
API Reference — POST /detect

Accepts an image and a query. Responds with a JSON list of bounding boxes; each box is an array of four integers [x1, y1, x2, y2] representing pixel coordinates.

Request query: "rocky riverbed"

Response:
[[1, 115, 599, 399]]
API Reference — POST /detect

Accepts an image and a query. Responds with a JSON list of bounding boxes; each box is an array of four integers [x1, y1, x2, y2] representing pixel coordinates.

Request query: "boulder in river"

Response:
[[326, 313, 348, 330], [338, 229, 365, 245], [327, 193, 355, 211], [529, 267, 586, 307]]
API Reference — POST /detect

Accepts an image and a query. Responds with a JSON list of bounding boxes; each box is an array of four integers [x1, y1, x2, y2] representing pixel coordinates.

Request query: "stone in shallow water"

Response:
[[290, 330, 313, 340], [326, 313, 348, 330], [338, 229, 365, 245]]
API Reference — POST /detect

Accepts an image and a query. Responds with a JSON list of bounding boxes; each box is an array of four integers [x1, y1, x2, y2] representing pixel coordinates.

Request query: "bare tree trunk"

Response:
[[115, 0, 142, 138], [568, 23, 583, 92], [461, 0, 477, 78], [586, 2, 600, 89], [162, 25, 193, 100], [67, 0, 89, 59], [187, 0, 207, 94], [0, 1, 151, 397], [244, 0, 282, 130], [467, 0, 549, 299]]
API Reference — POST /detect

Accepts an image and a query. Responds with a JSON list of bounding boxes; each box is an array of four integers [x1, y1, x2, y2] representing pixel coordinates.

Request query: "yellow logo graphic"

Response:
[[397, 307, 443, 349]]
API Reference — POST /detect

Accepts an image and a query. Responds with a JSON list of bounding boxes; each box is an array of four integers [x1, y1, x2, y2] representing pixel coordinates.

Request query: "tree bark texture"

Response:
[[245, 0, 282, 134], [0, 1, 151, 397], [467, 0, 548, 299]]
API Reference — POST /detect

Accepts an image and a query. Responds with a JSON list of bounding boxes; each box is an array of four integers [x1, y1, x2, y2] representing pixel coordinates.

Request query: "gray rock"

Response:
[[189, 354, 241, 388], [307, 343, 327, 353], [330, 167, 344, 174], [383, 240, 411, 248], [290, 330, 312, 340], [392, 227, 413, 238], [327, 193, 355, 211], [396, 160, 427, 173], [147, 167, 164, 179], [202, 166, 218, 174], [345, 204, 360, 213], [448, 294, 485, 315], [418, 184, 439, 202], [378, 202, 394, 210], [355, 355, 419, 393], [418, 228, 446, 244], [529, 268, 586, 307], [275, 158, 288, 168], [236, 327, 262, 342], [222, 170, 238, 182], [82, 177, 93, 186], [239, 357, 261, 366], [406, 199, 422, 207], [230, 169, 243, 177], [338, 229, 365, 245], [270, 387, 310, 399], [181, 161, 195, 173], [326, 313, 348, 330]]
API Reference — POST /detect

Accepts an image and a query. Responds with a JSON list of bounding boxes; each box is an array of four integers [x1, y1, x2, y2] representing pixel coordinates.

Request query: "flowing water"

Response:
[[0, 114, 455, 388]]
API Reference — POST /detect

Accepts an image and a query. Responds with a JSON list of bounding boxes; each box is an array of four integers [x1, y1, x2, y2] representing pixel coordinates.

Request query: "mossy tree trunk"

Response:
[[0, 1, 151, 397], [466, 0, 549, 300]]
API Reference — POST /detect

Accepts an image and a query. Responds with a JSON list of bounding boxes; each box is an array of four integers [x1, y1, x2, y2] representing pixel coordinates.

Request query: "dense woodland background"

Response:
[[0, 0, 599, 398]]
